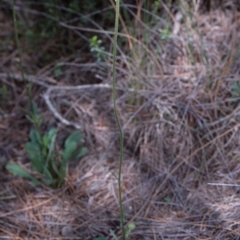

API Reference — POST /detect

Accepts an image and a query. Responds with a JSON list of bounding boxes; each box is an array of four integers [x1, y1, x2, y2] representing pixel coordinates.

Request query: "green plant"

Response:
[[152, 0, 160, 14], [54, 64, 63, 77], [164, 196, 172, 204], [161, 28, 171, 40], [94, 223, 135, 240], [124, 223, 135, 240], [89, 35, 105, 61], [6, 101, 87, 188]]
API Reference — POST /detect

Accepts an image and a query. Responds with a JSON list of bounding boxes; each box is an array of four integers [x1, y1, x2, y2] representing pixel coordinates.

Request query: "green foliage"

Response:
[[161, 28, 171, 40], [94, 223, 135, 240], [164, 196, 172, 204], [25, 100, 42, 132], [125, 223, 135, 240], [6, 101, 87, 188], [89, 35, 105, 61], [54, 65, 62, 77], [110, 230, 119, 240], [152, 0, 160, 13], [6, 163, 41, 186]]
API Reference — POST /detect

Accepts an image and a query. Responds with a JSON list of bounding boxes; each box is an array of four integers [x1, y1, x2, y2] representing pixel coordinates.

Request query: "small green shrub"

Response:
[[6, 101, 87, 188], [89, 35, 106, 61]]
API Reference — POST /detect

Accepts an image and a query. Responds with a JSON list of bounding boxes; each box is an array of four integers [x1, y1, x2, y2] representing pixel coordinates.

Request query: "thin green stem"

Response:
[[112, 0, 125, 239], [12, 0, 33, 104], [12, 0, 24, 81]]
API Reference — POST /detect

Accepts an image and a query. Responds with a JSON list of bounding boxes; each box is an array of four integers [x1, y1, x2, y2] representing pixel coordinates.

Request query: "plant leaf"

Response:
[[62, 131, 87, 162], [43, 177, 58, 186], [6, 163, 41, 186], [62, 141, 77, 163], [50, 157, 60, 177], [43, 161, 55, 179], [30, 100, 38, 117], [25, 142, 44, 173], [46, 128, 57, 151], [109, 229, 119, 240], [25, 141, 41, 158], [6, 163, 32, 178], [42, 135, 49, 148], [43, 128, 57, 177], [58, 165, 66, 182], [70, 147, 88, 160], [64, 131, 82, 148], [25, 114, 33, 123], [29, 129, 41, 145]]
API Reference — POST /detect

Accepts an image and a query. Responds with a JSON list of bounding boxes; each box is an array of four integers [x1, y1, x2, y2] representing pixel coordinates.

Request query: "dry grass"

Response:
[[1, 1, 240, 239]]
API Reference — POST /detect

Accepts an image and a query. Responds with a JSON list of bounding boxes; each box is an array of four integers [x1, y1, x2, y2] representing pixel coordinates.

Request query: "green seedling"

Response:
[[25, 100, 42, 132], [89, 35, 105, 61], [54, 65, 62, 77], [164, 196, 172, 204], [125, 223, 135, 239], [152, 0, 160, 14], [161, 28, 171, 40], [94, 223, 135, 240]]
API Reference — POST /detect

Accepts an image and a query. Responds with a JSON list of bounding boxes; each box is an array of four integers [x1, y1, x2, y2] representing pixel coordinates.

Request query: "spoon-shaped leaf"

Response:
[[6, 163, 41, 186]]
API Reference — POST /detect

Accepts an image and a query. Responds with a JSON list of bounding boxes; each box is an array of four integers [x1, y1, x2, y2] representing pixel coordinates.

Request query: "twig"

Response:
[[0, 72, 55, 87], [208, 183, 240, 187], [43, 84, 149, 130]]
